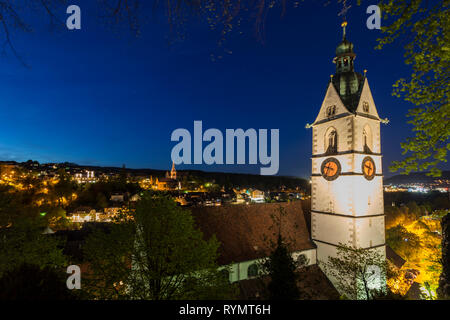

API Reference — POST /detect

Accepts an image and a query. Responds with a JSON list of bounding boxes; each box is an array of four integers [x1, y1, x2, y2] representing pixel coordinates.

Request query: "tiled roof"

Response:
[[386, 245, 406, 269], [191, 201, 315, 265]]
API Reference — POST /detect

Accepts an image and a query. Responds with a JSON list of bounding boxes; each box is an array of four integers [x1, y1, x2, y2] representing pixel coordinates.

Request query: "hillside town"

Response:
[[0, 160, 306, 226], [0, 0, 448, 307]]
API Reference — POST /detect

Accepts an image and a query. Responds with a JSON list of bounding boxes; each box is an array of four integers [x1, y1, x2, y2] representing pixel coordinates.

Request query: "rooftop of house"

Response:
[[386, 245, 406, 269], [190, 201, 315, 265]]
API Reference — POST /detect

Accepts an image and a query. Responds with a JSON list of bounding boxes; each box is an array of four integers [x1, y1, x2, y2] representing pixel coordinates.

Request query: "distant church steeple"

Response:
[[170, 162, 177, 180]]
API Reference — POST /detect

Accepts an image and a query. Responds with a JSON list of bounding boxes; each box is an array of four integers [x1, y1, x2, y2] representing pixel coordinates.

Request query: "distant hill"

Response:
[[1, 160, 308, 191], [384, 171, 450, 185], [178, 169, 308, 190]]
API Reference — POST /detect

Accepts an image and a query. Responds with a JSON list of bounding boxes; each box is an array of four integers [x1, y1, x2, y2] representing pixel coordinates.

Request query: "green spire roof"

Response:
[[331, 21, 364, 112], [336, 39, 354, 56]]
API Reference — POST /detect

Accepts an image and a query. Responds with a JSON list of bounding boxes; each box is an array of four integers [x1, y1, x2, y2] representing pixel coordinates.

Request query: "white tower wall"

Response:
[[311, 78, 386, 298]]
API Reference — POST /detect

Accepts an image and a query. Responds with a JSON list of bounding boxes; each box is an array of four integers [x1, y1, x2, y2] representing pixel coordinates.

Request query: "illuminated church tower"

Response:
[[170, 162, 177, 180], [310, 22, 386, 298]]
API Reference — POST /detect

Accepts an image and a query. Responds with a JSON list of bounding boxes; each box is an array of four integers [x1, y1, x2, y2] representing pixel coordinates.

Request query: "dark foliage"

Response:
[[0, 263, 76, 300], [438, 213, 450, 299], [262, 236, 300, 300]]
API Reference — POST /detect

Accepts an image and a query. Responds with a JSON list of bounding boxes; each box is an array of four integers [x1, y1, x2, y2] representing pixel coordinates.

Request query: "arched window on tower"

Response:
[[363, 125, 373, 153], [325, 127, 338, 154]]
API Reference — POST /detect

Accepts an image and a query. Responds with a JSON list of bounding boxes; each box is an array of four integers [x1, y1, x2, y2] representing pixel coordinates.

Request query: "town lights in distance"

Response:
[[170, 121, 279, 175]]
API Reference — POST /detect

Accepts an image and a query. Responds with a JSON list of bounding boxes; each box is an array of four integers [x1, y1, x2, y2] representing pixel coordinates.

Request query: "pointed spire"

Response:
[[332, 19, 364, 112], [334, 20, 355, 74], [341, 20, 347, 40], [170, 162, 176, 180]]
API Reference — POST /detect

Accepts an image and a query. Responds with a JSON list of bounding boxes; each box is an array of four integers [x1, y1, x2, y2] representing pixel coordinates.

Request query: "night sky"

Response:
[[0, 1, 444, 178]]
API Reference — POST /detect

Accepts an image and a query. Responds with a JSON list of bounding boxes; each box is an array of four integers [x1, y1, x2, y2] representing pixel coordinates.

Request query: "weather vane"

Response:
[[337, 0, 352, 21]]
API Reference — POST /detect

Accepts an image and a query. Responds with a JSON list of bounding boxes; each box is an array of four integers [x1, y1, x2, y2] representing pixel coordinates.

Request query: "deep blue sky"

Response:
[[0, 1, 444, 178]]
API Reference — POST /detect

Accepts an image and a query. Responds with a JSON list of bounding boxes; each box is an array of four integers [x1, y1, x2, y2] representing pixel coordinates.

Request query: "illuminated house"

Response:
[[249, 189, 265, 203], [74, 170, 96, 184], [69, 207, 97, 223], [309, 21, 386, 298]]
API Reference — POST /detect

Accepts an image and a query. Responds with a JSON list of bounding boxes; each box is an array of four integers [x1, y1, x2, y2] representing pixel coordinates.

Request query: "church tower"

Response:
[[170, 162, 177, 180], [310, 22, 386, 298]]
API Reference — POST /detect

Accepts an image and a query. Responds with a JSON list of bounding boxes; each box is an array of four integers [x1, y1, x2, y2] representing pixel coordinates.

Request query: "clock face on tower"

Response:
[[362, 156, 376, 180], [321, 158, 341, 181]]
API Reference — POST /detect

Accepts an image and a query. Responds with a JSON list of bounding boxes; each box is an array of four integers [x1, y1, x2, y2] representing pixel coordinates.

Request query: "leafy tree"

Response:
[[0, 263, 76, 300], [82, 220, 134, 299], [322, 244, 387, 300], [0, 183, 46, 227], [0, 218, 67, 278], [45, 206, 70, 230], [52, 169, 76, 206], [261, 235, 300, 299], [95, 192, 108, 209], [386, 224, 422, 261], [83, 193, 237, 299], [0, 185, 25, 227], [0, 182, 68, 272], [376, 0, 449, 177]]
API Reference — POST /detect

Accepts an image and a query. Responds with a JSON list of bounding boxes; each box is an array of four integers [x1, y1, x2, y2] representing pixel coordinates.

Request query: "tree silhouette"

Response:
[[0, 263, 75, 300]]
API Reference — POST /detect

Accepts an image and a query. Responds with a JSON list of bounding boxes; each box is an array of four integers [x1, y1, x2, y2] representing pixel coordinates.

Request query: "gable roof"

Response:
[[191, 201, 315, 265], [386, 245, 406, 269], [313, 81, 351, 125], [313, 76, 382, 127], [354, 78, 381, 119]]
